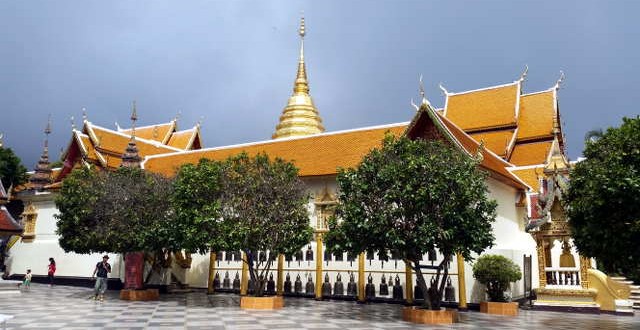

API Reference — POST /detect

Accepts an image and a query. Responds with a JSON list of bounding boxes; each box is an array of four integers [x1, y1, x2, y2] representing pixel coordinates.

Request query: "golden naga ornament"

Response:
[[272, 15, 325, 139]]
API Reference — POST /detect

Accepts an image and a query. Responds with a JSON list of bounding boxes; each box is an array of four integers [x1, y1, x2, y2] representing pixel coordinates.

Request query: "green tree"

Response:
[[55, 166, 180, 282], [472, 254, 522, 302], [172, 158, 225, 254], [0, 147, 28, 189], [325, 135, 497, 310], [566, 116, 640, 280], [218, 153, 313, 297]]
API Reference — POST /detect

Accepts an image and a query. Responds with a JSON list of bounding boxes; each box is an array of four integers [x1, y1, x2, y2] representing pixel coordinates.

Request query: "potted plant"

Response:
[[472, 254, 522, 315]]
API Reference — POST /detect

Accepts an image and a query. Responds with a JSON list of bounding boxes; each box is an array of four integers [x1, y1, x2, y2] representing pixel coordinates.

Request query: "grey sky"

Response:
[[1, 1, 638, 168]]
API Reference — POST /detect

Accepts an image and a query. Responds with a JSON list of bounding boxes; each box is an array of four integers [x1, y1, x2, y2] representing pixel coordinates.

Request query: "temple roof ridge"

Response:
[[142, 121, 410, 167], [84, 121, 183, 152], [443, 80, 520, 97]]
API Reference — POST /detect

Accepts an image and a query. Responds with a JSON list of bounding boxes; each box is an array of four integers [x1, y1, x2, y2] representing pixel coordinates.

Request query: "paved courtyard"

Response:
[[0, 284, 638, 329]]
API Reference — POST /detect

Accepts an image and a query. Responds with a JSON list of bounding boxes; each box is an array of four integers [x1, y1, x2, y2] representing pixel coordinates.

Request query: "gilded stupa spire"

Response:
[[272, 14, 325, 139], [121, 101, 141, 168], [30, 115, 53, 190]]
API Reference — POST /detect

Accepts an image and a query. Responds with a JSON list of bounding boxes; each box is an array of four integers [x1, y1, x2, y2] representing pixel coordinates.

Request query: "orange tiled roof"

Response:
[[119, 122, 175, 144], [436, 113, 528, 190], [143, 124, 408, 177], [509, 167, 543, 191], [444, 82, 519, 131], [509, 141, 552, 166], [86, 123, 180, 158], [517, 90, 555, 141], [167, 128, 199, 150], [469, 129, 515, 157]]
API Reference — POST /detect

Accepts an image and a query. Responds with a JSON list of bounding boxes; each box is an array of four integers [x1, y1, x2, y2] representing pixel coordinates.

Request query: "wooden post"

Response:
[[357, 252, 365, 302], [405, 261, 414, 304], [456, 253, 467, 310], [315, 234, 323, 299], [277, 254, 284, 295], [240, 251, 249, 295], [207, 251, 217, 294]]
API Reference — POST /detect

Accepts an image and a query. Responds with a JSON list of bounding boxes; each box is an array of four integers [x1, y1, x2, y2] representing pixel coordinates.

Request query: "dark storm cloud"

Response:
[[1, 1, 638, 167]]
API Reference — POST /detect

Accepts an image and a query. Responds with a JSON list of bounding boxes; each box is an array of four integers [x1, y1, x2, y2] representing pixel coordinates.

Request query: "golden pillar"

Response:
[[315, 234, 323, 299], [277, 254, 285, 295], [357, 252, 365, 302], [240, 251, 249, 295], [207, 251, 217, 294], [405, 261, 414, 304], [456, 253, 467, 309], [535, 239, 547, 288], [579, 255, 591, 289]]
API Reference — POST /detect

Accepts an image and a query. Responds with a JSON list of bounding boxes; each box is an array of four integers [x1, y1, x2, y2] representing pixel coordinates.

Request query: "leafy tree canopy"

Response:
[[172, 158, 225, 254], [472, 254, 521, 302], [325, 135, 497, 309], [566, 116, 640, 280], [0, 147, 28, 189], [219, 153, 313, 296], [55, 166, 178, 254]]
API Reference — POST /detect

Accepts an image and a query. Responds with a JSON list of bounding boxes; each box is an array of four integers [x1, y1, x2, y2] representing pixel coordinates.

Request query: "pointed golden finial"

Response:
[[70, 116, 76, 130], [82, 107, 87, 121], [272, 14, 324, 139], [299, 12, 306, 38], [130, 100, 138, 139], [44, 114, 52, 149]]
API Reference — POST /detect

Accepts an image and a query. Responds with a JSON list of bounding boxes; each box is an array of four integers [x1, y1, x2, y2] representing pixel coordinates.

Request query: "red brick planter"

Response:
[[480, 301, 519, 316], [240, 296, 284, 310], [119, 288, 160, 301], [402, 307, 459, 324]]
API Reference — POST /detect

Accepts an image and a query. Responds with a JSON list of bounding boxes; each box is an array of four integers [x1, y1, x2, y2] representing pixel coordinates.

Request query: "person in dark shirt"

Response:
[[91, 255, 111, 301]]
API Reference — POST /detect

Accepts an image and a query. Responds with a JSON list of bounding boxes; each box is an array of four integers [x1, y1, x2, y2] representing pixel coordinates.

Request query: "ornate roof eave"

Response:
[[404, 88, 530, 191]]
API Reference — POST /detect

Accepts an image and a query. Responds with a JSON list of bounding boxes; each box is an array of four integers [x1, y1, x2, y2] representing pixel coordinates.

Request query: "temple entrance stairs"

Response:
[[610, 276, 639, 312]]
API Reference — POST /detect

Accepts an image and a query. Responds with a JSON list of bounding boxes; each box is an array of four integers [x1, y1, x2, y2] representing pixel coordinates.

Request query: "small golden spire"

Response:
[[82, 107, 87, 122], [44, 114, 51, 149], [70, 116, 76, 130], [130, 100, 138, 139], [272, 14, 324, 139]]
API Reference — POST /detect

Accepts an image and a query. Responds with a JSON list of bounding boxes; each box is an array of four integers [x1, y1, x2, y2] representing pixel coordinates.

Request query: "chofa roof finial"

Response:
[[519, 64, 529, 82], [554, 70, 565, 90]]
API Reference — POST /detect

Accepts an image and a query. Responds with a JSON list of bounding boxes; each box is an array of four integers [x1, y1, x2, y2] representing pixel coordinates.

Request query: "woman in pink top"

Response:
[[48, 257, 56, 286]]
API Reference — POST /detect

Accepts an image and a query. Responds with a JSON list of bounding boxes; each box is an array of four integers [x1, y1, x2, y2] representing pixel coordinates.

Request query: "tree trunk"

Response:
[[413, 261, 432, 310]]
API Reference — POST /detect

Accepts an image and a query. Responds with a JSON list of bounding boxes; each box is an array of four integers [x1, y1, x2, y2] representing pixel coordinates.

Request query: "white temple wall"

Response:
[[7, 194, 123, 281], [187, 176, 540, 305]]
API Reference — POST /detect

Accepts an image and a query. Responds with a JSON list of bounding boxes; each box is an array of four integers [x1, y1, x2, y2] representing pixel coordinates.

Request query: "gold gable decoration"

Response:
[[20, 202, 38, 240], [314, 186, 336, 233]]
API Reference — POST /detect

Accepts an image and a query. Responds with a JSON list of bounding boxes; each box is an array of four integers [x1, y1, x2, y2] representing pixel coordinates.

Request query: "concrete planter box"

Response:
[[480, 301, 519, 316], [240, 296, 284, 310], [401, 307, 459, 324], [119, 288, 160, 301]]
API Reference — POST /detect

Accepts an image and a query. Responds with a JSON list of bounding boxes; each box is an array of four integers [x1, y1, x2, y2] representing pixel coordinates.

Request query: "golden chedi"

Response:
[[272, 15, 325, 139]]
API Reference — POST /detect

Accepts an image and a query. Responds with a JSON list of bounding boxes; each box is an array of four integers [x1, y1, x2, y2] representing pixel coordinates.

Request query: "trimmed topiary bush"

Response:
[[472, 254, 522, 302]]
